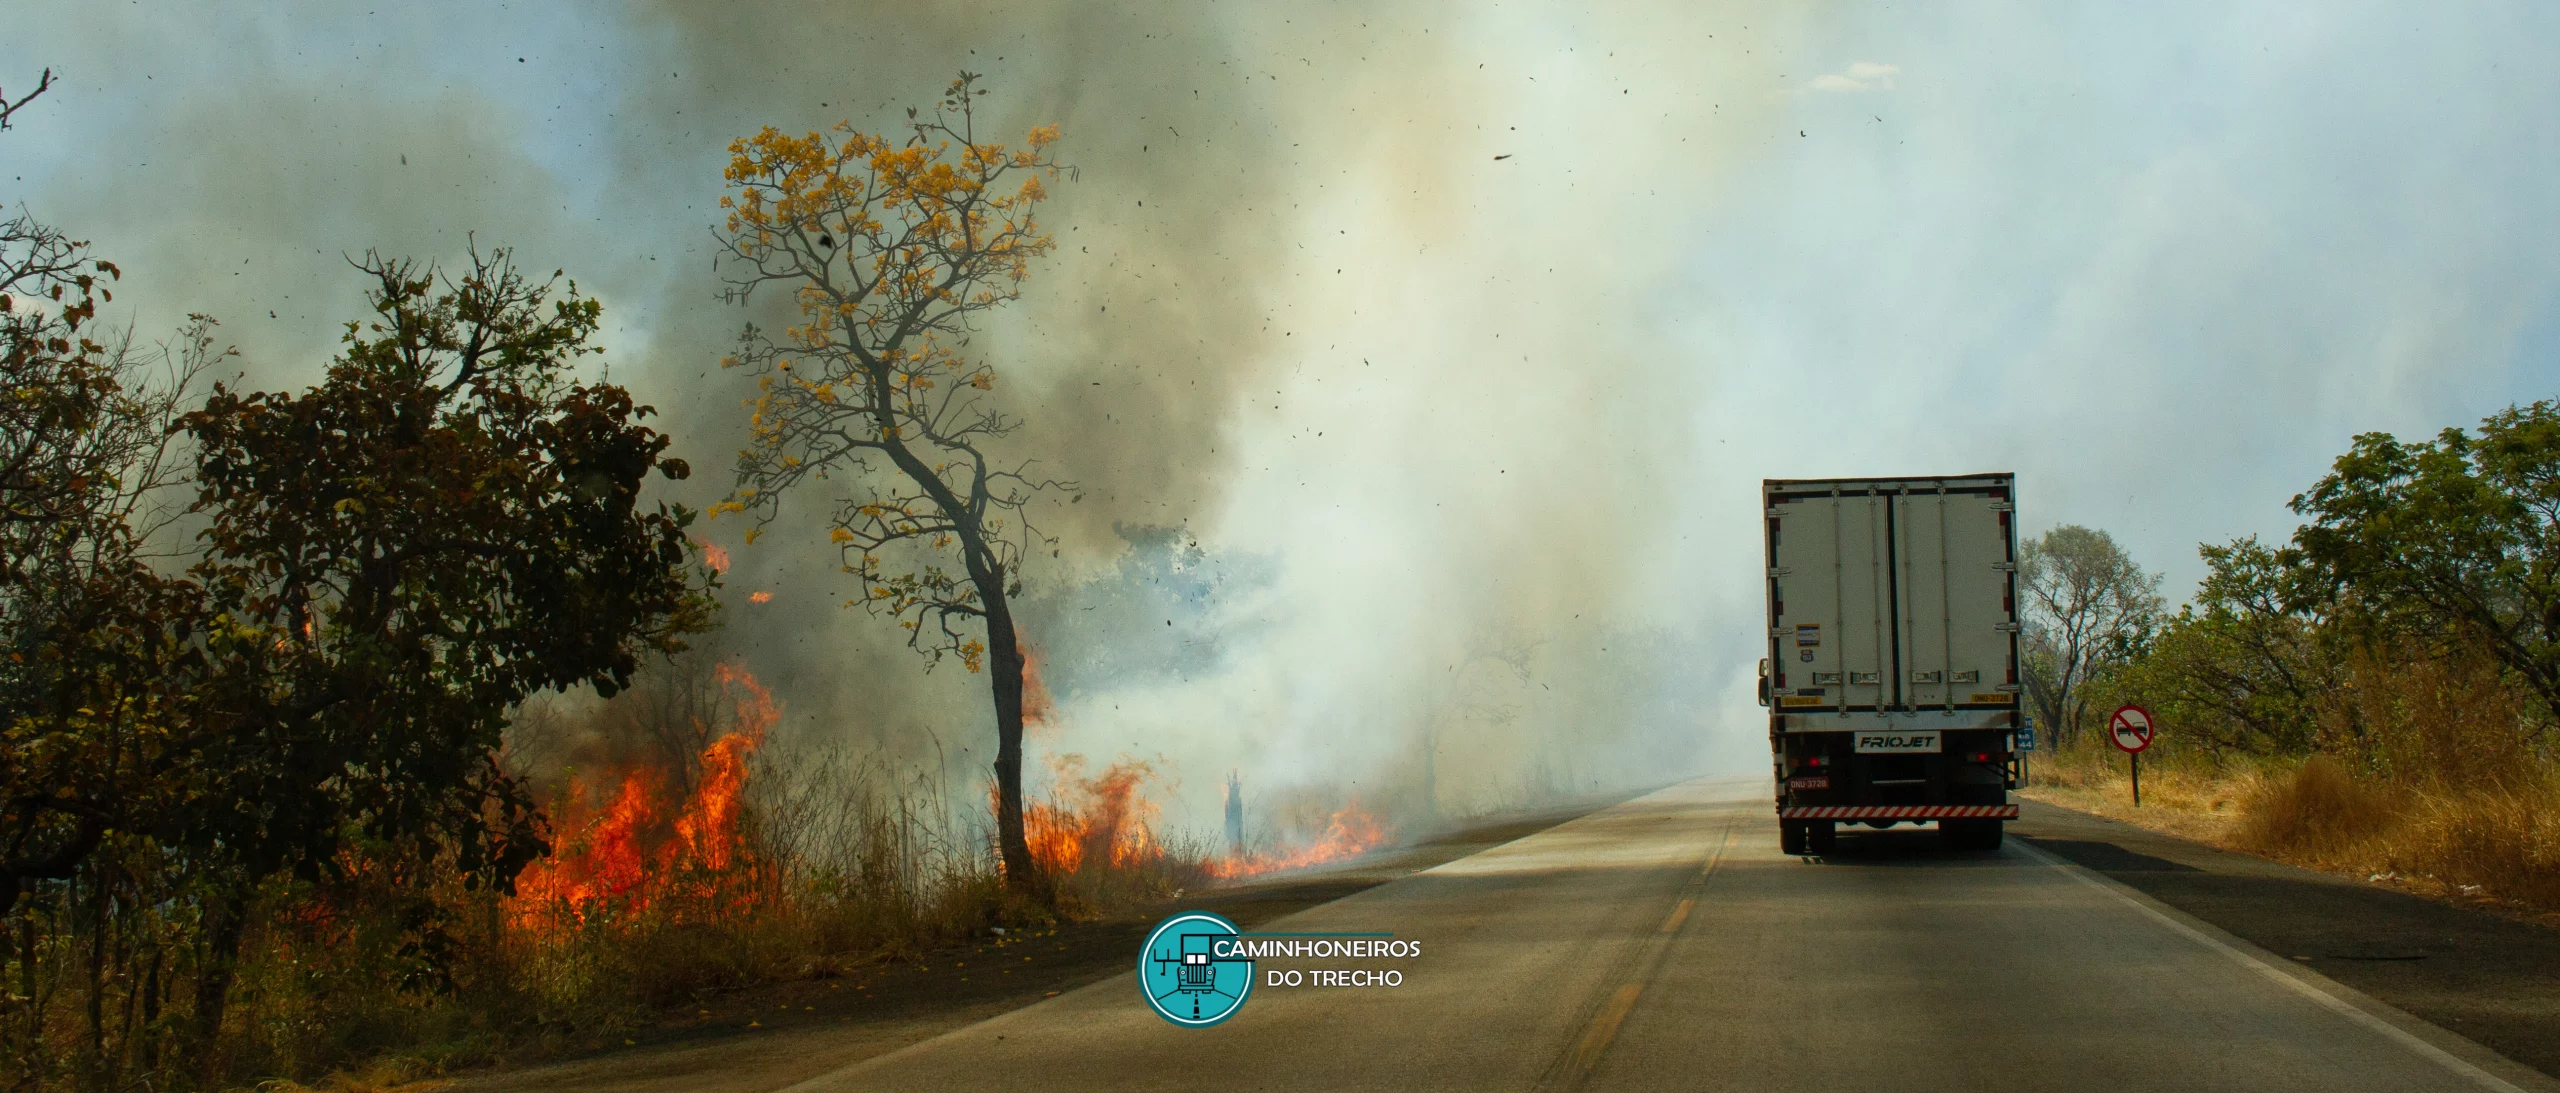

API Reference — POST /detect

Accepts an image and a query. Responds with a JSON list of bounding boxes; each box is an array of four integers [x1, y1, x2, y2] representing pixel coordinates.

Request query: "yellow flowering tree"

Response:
[[715, 73, 1066, 893]]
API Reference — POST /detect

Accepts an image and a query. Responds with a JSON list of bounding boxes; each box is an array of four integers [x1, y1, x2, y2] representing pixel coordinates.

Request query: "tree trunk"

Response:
[[84, 868, 108, 1087], [981, 589, 1043, 899], [191, 887, 246, 1084]]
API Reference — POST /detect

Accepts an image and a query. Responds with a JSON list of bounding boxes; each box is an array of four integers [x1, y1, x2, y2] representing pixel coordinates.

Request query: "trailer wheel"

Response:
[[1941, 819, 2004, 852], [1780, 820, 1808, 855], [1805, 820, 1838, 855]]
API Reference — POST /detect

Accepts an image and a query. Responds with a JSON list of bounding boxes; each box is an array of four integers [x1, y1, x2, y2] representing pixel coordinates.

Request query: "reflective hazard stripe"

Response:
[[1776, 805, 2020, 819]]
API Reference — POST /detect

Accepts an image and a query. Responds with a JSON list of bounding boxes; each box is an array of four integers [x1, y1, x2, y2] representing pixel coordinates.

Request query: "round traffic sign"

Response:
[[2109, 705, 2155, 753]]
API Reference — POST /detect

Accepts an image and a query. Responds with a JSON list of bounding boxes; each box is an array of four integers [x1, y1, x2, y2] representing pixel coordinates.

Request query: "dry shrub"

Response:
[[2233, 755, 2406, 862], [2320, 642, 2535, 788], [2383, 781, 2560, 908], [2229, 645, 2560, 913], [2239, 763, 2560, 910]]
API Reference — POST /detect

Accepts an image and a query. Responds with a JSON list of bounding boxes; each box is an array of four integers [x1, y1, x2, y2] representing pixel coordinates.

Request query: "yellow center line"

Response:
[[1571, 983, 1646, 1070], [1658, 897, 1694, 936], [1545, 820, 1741, 1090]]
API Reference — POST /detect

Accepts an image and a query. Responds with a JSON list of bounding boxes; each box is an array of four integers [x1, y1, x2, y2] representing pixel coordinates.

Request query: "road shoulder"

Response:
[[2013, 799, 2560, 1081]]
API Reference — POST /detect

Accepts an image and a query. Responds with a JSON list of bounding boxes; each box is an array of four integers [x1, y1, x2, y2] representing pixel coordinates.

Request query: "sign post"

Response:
[[2108, 705, 2155, 806], [2017, 715, 2036, 786]]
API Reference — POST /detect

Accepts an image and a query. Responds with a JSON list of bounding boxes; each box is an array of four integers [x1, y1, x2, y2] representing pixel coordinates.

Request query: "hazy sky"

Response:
[[9, 3, 2556, 827]]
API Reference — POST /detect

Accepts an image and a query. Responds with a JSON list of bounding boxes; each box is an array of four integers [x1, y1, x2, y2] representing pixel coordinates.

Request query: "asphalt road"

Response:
[[782, 777, 2557, 1093]]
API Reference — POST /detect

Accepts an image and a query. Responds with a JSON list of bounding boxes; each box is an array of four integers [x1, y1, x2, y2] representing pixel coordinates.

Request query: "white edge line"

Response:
[[2011, 839, 2551, 1093]]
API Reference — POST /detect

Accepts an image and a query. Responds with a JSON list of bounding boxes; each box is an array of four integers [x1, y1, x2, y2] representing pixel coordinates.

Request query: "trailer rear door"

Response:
[[1892, 484, 2017, 710], [1765, 476, 2018, 720]]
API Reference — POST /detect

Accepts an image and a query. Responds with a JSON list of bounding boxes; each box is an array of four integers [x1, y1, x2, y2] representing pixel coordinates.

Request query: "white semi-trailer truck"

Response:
[[1758, 474, 2023, 854]]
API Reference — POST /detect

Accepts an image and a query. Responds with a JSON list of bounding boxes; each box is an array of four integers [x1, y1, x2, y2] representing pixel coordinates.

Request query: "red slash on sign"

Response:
[[2109, 705, 2155, 754]]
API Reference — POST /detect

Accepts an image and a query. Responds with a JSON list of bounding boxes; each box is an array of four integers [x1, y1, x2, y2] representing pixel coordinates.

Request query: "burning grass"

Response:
[[511, 663, 778, 929], [1206, 801, 1392, 880], [3, 652, 1410, 1091], [1011, 756, 1396, 911]]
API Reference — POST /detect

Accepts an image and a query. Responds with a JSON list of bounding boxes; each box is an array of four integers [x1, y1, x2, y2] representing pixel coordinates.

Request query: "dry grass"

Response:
[[2023, 649, 2560, 924], [0, 738, 1215, 1092], [2229, 759, 2560, 913], [2019, 740, 2260, 846], [2228, 755, 2404, 861], [2225, 646, 2560, 915], [2030, 750, 2560, 919]]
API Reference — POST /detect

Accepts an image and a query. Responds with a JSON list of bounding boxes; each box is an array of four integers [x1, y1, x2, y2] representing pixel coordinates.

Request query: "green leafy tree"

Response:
[[2291, 401, 2560, 732], [2018, 525, 2162, 745], [2081, 537, 2336, 757], [713, 74, 1066, 893], [0, 66, 212, 918], [175, 246, 713, 1036]]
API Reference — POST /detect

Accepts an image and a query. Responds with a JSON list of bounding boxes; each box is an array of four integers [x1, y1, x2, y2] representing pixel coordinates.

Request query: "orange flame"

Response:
[[1208, 801, 1391, 880], [1010, 756, 1161, 875], [511, 662, 779, 925], [748, 590, 773, 604], [1018, 631, 1054, 734], [699, 542, 731, 574]]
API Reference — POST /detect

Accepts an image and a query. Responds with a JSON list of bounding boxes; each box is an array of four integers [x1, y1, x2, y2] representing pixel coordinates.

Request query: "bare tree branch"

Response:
[[0, 68, 52, 134]]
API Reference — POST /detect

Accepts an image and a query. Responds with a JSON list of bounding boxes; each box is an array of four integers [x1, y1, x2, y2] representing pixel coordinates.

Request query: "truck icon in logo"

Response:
[[1139, 912, 1254, 1026]]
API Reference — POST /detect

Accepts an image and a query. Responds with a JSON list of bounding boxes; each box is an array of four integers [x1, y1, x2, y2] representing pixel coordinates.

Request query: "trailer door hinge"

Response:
[[1992, 561, 2016, 572], [1766, 567, 1792, 578], [1994, 622, 2022, 633]]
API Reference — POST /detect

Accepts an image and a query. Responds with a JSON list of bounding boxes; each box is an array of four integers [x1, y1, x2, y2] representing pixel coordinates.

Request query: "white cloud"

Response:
[[1813, 60, 1900, 92]]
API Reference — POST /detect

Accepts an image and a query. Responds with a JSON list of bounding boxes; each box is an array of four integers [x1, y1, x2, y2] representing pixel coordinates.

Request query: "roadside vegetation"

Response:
[[4, 635, 1213, 1092], [2019, 402, 2560, 921], [0, 68, 1237, 1092]]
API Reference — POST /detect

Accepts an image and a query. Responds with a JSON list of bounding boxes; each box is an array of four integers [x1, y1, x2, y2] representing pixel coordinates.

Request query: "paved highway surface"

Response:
[[783, 778, 2556, 1092]]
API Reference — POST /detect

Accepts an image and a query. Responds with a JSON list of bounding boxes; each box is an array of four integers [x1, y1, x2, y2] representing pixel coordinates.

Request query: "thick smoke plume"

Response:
[[19, 1, 2553, 836], [6, 1, 1776, 837]]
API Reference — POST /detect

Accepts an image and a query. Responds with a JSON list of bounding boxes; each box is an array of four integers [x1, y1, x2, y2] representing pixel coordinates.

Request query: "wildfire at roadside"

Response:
[[1018, 631, 1055, 734], [1207, 801, 1391, 880], [510, 662, 780, 925], [1006, 755, 1395, 883], [1015, 756, 1161, 874]]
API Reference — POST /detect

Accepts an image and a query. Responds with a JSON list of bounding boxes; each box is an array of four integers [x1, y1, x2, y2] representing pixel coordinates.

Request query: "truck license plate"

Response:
[[1852, 731, 1941, 754]]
